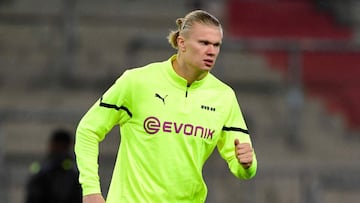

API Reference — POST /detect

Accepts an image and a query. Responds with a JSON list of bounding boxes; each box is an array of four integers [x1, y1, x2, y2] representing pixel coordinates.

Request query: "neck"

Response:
[[172, 56, 207, 85]]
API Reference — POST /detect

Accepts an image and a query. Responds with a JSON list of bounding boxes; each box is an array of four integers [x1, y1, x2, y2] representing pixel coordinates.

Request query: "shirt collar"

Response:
[[164, 54, 209, 89]]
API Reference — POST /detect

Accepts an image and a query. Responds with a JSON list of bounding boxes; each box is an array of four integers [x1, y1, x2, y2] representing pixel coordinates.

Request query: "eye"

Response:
[[199, 40, 210, 45]]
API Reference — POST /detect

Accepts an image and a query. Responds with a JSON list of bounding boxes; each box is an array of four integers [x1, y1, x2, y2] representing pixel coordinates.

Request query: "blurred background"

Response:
[[1, 0, 360, 202]]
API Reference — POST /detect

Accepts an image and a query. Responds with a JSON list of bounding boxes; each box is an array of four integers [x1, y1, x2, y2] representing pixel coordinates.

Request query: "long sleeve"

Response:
[[74, 72, 132, 196], [217, 91, 257, 180]]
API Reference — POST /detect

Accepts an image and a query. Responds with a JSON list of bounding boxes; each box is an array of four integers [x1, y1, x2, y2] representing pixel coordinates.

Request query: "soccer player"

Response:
[[75, 9, 257, 203]]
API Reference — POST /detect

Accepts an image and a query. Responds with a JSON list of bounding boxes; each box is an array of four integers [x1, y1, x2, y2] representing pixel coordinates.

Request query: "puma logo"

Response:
[[155, 93, 168, 105]]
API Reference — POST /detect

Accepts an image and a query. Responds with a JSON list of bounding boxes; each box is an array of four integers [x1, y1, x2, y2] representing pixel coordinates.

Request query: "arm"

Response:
[[218, 130, 257, 179], [75, 72, 132, 198], [217, 91, 257, 179]]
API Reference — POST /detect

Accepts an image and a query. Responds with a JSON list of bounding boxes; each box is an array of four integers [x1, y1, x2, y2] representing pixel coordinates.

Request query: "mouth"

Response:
[[203, 59, 214, 67]]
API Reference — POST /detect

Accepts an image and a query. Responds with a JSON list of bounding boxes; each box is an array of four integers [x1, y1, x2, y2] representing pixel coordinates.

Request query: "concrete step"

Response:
[[219, 52, 284, 83]]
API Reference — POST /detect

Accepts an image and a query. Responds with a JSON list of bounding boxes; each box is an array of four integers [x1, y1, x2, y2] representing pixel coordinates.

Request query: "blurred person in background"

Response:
[[75, 9, 257, 203], [25, 128, 82, 203]]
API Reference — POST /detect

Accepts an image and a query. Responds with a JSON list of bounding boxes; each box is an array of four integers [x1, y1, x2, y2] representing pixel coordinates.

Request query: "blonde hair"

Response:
[[167, 10, 222, 49]]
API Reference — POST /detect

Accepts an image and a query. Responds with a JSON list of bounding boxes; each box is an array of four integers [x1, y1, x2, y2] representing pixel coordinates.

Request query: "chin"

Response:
[[202, 66, 213, 71]]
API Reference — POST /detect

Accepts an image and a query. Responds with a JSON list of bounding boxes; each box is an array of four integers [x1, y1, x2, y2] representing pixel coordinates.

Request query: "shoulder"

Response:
[[124, 60, 166, 77], [207, 73, 236, 95], [110, 60, 166, 88]]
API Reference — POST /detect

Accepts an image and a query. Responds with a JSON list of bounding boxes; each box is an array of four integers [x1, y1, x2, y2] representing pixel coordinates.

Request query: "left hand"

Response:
[[234, 139, 253, 169]]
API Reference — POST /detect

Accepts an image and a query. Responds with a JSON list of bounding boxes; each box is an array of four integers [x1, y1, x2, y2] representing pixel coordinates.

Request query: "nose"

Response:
[[206, 45, 217, 56]]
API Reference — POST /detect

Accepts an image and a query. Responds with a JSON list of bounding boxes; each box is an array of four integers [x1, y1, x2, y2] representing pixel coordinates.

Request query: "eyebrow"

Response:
[[199, 40, 222, 46]]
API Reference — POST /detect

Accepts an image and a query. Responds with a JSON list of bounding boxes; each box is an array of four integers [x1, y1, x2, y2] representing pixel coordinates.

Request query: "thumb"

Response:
[[234, 138, 240, 146]]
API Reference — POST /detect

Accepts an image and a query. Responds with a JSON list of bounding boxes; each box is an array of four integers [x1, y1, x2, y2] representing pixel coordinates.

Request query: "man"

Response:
[[25, 128, 82, 203], [75, 10, 257, 203]]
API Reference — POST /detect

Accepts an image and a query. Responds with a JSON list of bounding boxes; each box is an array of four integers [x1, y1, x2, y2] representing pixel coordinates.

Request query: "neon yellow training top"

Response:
[[75, 55, 257, 203]]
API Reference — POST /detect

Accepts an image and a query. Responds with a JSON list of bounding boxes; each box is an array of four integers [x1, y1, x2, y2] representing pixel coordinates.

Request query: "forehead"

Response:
[[187, 22, 223, 41]]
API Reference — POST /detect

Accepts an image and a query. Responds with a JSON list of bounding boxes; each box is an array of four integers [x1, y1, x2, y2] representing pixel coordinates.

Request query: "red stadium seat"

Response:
[[227, 0, 352, 39], [227, 0, 360, 130]]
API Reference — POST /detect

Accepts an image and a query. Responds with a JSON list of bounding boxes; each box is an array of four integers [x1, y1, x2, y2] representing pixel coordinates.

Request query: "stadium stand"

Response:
[[227, 0, 360, 131], [1, 0, 360, 202], [227, 0, 352, 39]]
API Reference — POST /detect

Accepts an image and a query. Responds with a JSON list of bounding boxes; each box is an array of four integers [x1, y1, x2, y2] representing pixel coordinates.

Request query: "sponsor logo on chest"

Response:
[[143, 116, 215, 139]]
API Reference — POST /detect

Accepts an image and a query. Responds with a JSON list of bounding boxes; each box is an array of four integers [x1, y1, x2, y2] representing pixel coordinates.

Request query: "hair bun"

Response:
[[176, 18, 184, 30]]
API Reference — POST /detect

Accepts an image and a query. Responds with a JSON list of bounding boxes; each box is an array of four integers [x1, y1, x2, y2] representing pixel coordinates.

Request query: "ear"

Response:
[[177, 36, 186, 52]]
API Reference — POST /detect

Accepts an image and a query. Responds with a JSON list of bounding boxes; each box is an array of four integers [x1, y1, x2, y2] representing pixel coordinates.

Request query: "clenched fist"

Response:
[[234, 139, 253, 169], [83, 193, 105, 203]]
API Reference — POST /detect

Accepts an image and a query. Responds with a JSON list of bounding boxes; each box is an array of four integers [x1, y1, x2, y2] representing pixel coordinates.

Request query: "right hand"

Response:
[[234, 139, 254, 169], [83, 193, 106, 203]]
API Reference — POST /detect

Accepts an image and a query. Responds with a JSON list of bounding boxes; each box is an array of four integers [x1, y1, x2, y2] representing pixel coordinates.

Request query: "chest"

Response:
[[131, 85, 227, 137]]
